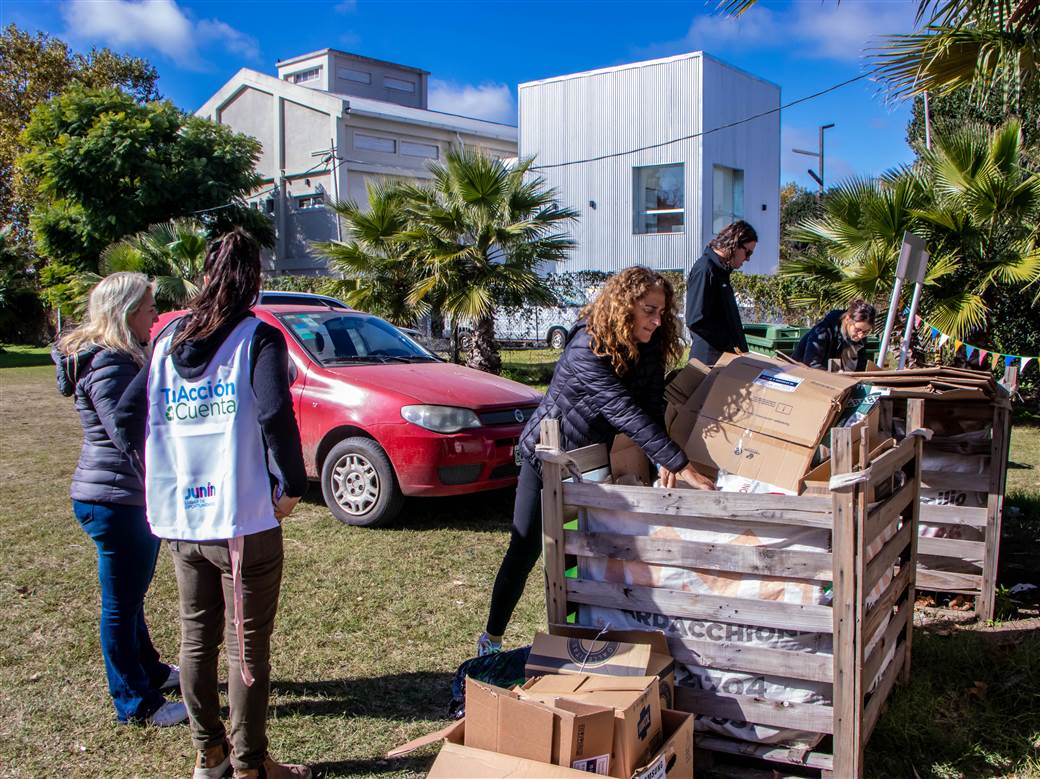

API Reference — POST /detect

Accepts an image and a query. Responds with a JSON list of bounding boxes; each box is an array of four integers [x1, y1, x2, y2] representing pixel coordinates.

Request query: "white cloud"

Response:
[[61, 0, 260, 68], [641, 1, 917, 64], [428, 79, 517, 125]]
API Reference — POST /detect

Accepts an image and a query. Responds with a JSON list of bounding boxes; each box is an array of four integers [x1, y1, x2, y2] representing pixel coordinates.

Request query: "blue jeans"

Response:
[[72, 500, 169, 722]]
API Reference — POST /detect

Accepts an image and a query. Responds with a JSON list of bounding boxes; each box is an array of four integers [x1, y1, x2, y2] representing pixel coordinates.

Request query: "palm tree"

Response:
[[99, 219, 208, 310], [400, 148, 578, 373], [783, 121, 1040, 346], [313, 181, 426, 326]]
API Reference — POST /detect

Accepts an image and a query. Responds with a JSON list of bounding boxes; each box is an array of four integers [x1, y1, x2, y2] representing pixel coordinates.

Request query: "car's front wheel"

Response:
[[547, 327, 567, 350], [320, 437, 404, 528]]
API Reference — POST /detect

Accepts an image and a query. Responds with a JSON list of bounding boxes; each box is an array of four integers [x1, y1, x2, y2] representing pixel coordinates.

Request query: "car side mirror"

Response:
[[288, 359, 299, 384]]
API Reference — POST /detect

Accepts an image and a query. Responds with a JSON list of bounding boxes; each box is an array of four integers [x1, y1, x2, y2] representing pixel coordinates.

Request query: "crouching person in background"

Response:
[[115, 229, 310, 779], [794, 299, 877, 372]]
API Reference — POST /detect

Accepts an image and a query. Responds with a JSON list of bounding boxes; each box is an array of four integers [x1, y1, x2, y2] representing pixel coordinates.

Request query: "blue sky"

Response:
[[3, 0, 922, 187]]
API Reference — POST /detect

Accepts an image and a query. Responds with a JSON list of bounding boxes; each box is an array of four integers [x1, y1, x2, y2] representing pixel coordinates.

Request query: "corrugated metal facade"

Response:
[[519, 52, 780, 276]]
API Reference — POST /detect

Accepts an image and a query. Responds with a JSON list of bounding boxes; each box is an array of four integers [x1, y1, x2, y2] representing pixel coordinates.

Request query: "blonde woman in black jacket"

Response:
[[476, 267, 714, 656]]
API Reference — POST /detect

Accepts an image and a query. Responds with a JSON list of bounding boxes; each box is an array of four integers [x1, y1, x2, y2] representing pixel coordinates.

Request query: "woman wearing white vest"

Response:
[[115, 229, 309, 779]]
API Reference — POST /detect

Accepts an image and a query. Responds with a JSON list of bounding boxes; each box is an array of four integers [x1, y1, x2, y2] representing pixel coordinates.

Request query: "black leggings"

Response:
[[485, 460, 544, 637]]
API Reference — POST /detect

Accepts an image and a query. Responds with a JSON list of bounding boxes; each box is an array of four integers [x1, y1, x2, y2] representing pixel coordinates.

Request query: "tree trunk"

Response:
[[449, 318, 462, 364], [467, 312, 502, 374]]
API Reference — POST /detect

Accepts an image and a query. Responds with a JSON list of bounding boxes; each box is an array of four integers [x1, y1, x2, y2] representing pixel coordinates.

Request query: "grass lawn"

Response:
[[1, 360, 1038, 778]]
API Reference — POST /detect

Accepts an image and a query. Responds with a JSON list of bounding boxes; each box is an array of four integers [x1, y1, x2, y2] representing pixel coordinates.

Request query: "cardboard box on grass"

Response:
[[425, 709, 694, 779], [520, 673, 663, 779], [683, 354, 860, 493], [528, 626, 677, 711]]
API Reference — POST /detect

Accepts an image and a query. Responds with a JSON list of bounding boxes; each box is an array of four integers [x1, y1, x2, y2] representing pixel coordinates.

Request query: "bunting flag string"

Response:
[[899, 308, 1038, 374]]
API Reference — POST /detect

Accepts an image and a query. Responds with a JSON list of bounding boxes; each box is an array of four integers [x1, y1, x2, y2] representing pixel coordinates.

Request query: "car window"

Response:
[[279, 312, 435, 364], [261, 293, 348, 309]]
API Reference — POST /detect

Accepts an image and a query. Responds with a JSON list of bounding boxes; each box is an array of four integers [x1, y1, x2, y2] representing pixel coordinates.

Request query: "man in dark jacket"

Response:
[[684, 220, 757, 365], [793, 300, 876, 372]]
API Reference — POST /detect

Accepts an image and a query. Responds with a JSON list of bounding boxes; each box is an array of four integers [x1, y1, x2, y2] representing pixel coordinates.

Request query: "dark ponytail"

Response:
[[171, 227, 261, 350]]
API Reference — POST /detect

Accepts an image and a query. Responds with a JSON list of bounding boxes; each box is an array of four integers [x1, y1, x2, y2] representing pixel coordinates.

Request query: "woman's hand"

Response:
[[658, 465, 677, 488], [273, 487, 300, 521], [678, 463, 715, 490]]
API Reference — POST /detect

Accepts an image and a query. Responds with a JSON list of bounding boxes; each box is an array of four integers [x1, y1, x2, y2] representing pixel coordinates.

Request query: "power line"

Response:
[[529, 73, 869, 171]]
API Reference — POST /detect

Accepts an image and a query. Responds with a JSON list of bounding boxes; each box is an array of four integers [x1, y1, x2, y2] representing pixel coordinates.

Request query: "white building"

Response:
[[519, 52, 780, 276], [197, 49, 518, 274]]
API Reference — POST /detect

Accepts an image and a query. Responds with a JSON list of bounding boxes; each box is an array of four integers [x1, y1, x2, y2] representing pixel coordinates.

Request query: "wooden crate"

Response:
[[537, 400, 926, 778], [880, 394, 1012, 621]]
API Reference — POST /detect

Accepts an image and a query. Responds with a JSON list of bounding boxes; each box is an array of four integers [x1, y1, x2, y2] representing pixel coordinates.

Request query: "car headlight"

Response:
[[401, 405, 482, 433]]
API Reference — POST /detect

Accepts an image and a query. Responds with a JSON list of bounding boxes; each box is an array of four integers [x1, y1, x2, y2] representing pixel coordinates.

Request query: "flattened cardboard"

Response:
[[544, 625, 676, 711], [610, 435, 652, 486], [527, 631, 653, 678], [696, 354, 857, 448], [521, 674, 663, 779], [687, 417, 815, 493], [427, 742, 595, 778]]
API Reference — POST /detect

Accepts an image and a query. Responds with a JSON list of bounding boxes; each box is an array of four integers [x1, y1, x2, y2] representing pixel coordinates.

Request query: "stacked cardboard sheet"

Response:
[[851, 366, 1002, 402]]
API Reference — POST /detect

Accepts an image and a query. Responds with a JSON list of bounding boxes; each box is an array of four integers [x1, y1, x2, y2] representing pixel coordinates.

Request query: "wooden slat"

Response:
[[917, 536, 986, 562], [862, 642, 908, 741], [863, 599, 911, 692], [667, 636, 834, 685], [561, 481, 834, 528], [921, 470, 990, 492], [829, 426, 862, 779], [675, 687, 835, 734], [567, 442, 609, 473], [566, 578, 835, 634], [918, 504, 988, 528], [564, 530, 833, 580], [979, 404, 1011, 621], [694, 735, 834, 772], [864, 479, 915, 549], [902, 398, 924, 686], [916, 568, 982, 594], [864, 435, 918, 485], [539, 421, 569, 626], [862, 563, 914, 645], [864, 520, 914, 596]]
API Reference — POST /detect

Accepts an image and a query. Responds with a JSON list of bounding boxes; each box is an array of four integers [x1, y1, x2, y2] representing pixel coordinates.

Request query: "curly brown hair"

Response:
[[582, 266, 683, 377]]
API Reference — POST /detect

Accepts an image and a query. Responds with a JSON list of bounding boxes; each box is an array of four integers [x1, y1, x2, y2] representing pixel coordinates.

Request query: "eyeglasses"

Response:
[[740, 245, 754, 259]]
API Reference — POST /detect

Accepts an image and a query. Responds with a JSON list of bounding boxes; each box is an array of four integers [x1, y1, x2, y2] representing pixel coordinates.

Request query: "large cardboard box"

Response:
[[423, 710, 694, 779], [521, 674, 663, 779], [680, 354, 860, 493], [464, 678, 615, 773], [531, 626, 677, 711]]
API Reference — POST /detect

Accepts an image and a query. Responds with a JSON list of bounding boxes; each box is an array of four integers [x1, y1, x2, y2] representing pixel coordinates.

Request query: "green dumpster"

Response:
[[742, 322, 879, 362]]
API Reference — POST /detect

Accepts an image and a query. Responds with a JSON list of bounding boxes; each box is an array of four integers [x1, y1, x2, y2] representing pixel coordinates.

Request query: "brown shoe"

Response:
[[193, 740, 231, 778], [233, 755, 311, 779]]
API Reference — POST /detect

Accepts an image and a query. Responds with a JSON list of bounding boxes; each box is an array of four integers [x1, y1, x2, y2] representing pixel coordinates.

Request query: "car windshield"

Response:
[[278, 312, 437, 365]]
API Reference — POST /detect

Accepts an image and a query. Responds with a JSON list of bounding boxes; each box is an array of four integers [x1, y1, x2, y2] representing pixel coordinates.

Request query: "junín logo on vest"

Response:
[[184, 482, 217, 511]]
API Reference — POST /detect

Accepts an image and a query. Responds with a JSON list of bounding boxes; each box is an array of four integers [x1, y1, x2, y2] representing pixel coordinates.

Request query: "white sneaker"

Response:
[[147, 700, 188, 727], [160, 665, 180, 691], [194, 740, 231, 779]]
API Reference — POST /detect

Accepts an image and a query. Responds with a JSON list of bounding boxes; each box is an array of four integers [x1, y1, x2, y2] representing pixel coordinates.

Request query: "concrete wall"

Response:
[[329, 52, 427, 109], [218, 87, 276, 179]]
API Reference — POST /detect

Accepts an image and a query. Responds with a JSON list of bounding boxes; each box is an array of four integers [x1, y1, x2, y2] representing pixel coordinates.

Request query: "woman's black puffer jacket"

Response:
[[517, 322, 688, 473], [53, 347, 144, 505]]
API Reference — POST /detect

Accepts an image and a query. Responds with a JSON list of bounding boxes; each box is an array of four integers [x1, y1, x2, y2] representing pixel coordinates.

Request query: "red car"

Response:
[[155, 305, 543, 526]]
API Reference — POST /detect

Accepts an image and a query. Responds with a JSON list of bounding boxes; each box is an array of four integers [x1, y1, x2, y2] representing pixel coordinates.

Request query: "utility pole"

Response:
[[793, 123, 835, 195]]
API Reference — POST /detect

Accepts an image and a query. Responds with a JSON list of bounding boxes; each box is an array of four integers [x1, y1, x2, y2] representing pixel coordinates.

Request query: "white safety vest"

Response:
[[144, 317, 277, 541]]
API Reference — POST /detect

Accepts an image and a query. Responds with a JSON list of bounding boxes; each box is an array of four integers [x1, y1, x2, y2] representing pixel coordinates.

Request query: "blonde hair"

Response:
[[57, 272, 153, 366], [582, 266, 682, 377]]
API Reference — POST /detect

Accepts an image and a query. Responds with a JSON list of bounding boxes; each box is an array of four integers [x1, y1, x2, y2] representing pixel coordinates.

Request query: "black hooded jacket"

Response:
[[114, 312, 308, 498], [517, 321, 688, 473], [793, 309, 870, 371], [54, 346, 145, 505]]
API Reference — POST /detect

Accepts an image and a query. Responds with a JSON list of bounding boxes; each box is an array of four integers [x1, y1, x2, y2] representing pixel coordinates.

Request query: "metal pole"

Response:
[[877, 276, 904, 368], [923, 92, 932, 150], [819, 124, 826, 193], [898, 281, 925, 370]]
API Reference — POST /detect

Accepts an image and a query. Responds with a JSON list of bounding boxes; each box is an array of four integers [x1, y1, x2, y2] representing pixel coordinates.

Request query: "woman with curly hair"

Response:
[[476, 266, 714, 655]]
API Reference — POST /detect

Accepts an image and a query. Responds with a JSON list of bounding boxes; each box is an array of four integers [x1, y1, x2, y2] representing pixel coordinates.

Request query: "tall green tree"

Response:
[[1, 24, 159, 245], [97, 219, 208, 311], [400, 149, 578, 374], [783, 121, 1040, 356], [19, 86, 265, 272], [0, 224, 45, 342], [314, 181, 426, 326]]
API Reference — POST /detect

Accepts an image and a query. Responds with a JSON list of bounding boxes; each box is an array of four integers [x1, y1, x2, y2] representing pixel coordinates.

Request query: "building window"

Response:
[[633, 163, 684, 235], [385, 77, 416, 93], [400, 141, 438, 159], [712, 165, 745, 234], [297, 194, 324, 209], [290, 67, 321, 84], [338, 67, 371, 84], [354, 133, 396, 153]]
